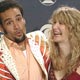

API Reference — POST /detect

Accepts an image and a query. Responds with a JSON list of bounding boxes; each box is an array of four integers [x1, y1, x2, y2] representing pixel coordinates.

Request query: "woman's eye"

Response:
[[53, 21, 56, 24], [59, 21, 64, 25]]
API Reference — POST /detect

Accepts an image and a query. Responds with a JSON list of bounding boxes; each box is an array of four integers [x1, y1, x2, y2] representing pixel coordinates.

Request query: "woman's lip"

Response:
[[54, 33, 61, 35], [54, 31, 62, 35]]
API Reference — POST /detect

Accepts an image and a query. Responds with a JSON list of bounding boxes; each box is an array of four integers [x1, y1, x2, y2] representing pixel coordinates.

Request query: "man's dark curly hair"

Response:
[[0, 0, 23, 25]]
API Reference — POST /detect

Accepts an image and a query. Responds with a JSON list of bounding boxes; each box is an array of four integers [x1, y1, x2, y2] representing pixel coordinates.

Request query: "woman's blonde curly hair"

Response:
[[49, 6, 80, 75]]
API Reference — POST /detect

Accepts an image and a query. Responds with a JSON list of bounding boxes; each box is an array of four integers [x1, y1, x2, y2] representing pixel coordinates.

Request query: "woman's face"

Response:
[[52, 21, 69, 43]]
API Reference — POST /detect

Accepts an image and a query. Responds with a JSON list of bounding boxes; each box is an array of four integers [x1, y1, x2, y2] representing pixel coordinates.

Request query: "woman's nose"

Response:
[[53, 23, 59, 29]]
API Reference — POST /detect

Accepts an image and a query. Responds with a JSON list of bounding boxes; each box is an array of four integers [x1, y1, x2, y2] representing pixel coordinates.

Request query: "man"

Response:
[[0, 0, 49, 80]]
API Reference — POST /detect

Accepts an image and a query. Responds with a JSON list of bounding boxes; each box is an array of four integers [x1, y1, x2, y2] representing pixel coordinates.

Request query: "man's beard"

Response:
[[14, 34, 26, 43], [3, 27, 26, 43]]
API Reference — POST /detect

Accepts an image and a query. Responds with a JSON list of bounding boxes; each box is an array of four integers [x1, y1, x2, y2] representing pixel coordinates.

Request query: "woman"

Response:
[[48, 6, 80, 80]]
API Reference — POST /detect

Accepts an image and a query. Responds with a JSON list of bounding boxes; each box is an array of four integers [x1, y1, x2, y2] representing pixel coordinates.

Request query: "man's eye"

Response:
[[6, 21, 12, 25], [17, 17, 22, 21]]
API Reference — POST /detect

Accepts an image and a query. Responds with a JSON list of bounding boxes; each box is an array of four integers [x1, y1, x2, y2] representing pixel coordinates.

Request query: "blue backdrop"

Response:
[[18, 0, 80, 33]]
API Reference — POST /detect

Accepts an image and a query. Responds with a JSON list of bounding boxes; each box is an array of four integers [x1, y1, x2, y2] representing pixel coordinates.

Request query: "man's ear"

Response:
[[0, 25, 3, 32]]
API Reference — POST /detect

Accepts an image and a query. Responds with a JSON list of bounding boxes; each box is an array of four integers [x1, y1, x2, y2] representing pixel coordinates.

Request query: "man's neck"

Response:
[[4, 36, 27, 51], [18, 39, 26, 51]]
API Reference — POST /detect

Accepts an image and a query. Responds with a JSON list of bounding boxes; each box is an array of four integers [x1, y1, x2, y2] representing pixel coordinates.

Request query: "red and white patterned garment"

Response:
[[0, 31, 50, 80]]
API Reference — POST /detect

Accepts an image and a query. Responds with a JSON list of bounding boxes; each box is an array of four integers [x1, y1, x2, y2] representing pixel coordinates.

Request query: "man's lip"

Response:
[[16, 32, 22, 36]]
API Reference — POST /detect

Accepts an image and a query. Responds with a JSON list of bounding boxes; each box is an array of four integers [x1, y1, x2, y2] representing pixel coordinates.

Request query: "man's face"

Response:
[[0, 8, 26, 43]]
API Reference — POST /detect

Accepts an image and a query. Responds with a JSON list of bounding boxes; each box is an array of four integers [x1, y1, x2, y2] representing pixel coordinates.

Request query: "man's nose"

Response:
[[13, 22, 19, 29]]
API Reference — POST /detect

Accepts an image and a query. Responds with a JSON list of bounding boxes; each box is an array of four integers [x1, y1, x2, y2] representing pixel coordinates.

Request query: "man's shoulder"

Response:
[[26, 30, 47, 43], [27, 31, 50, 71], [27, 30, 47, 39], [26, 30, 49, 57]]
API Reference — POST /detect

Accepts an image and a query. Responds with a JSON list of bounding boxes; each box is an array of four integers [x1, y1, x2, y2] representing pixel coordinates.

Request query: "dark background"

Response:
[[18, 0, 80, 33]]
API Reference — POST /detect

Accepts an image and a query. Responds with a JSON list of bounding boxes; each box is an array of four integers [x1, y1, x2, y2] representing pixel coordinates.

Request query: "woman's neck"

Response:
[[54, 69, 66, 80], [58, 40, 71, 58]]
